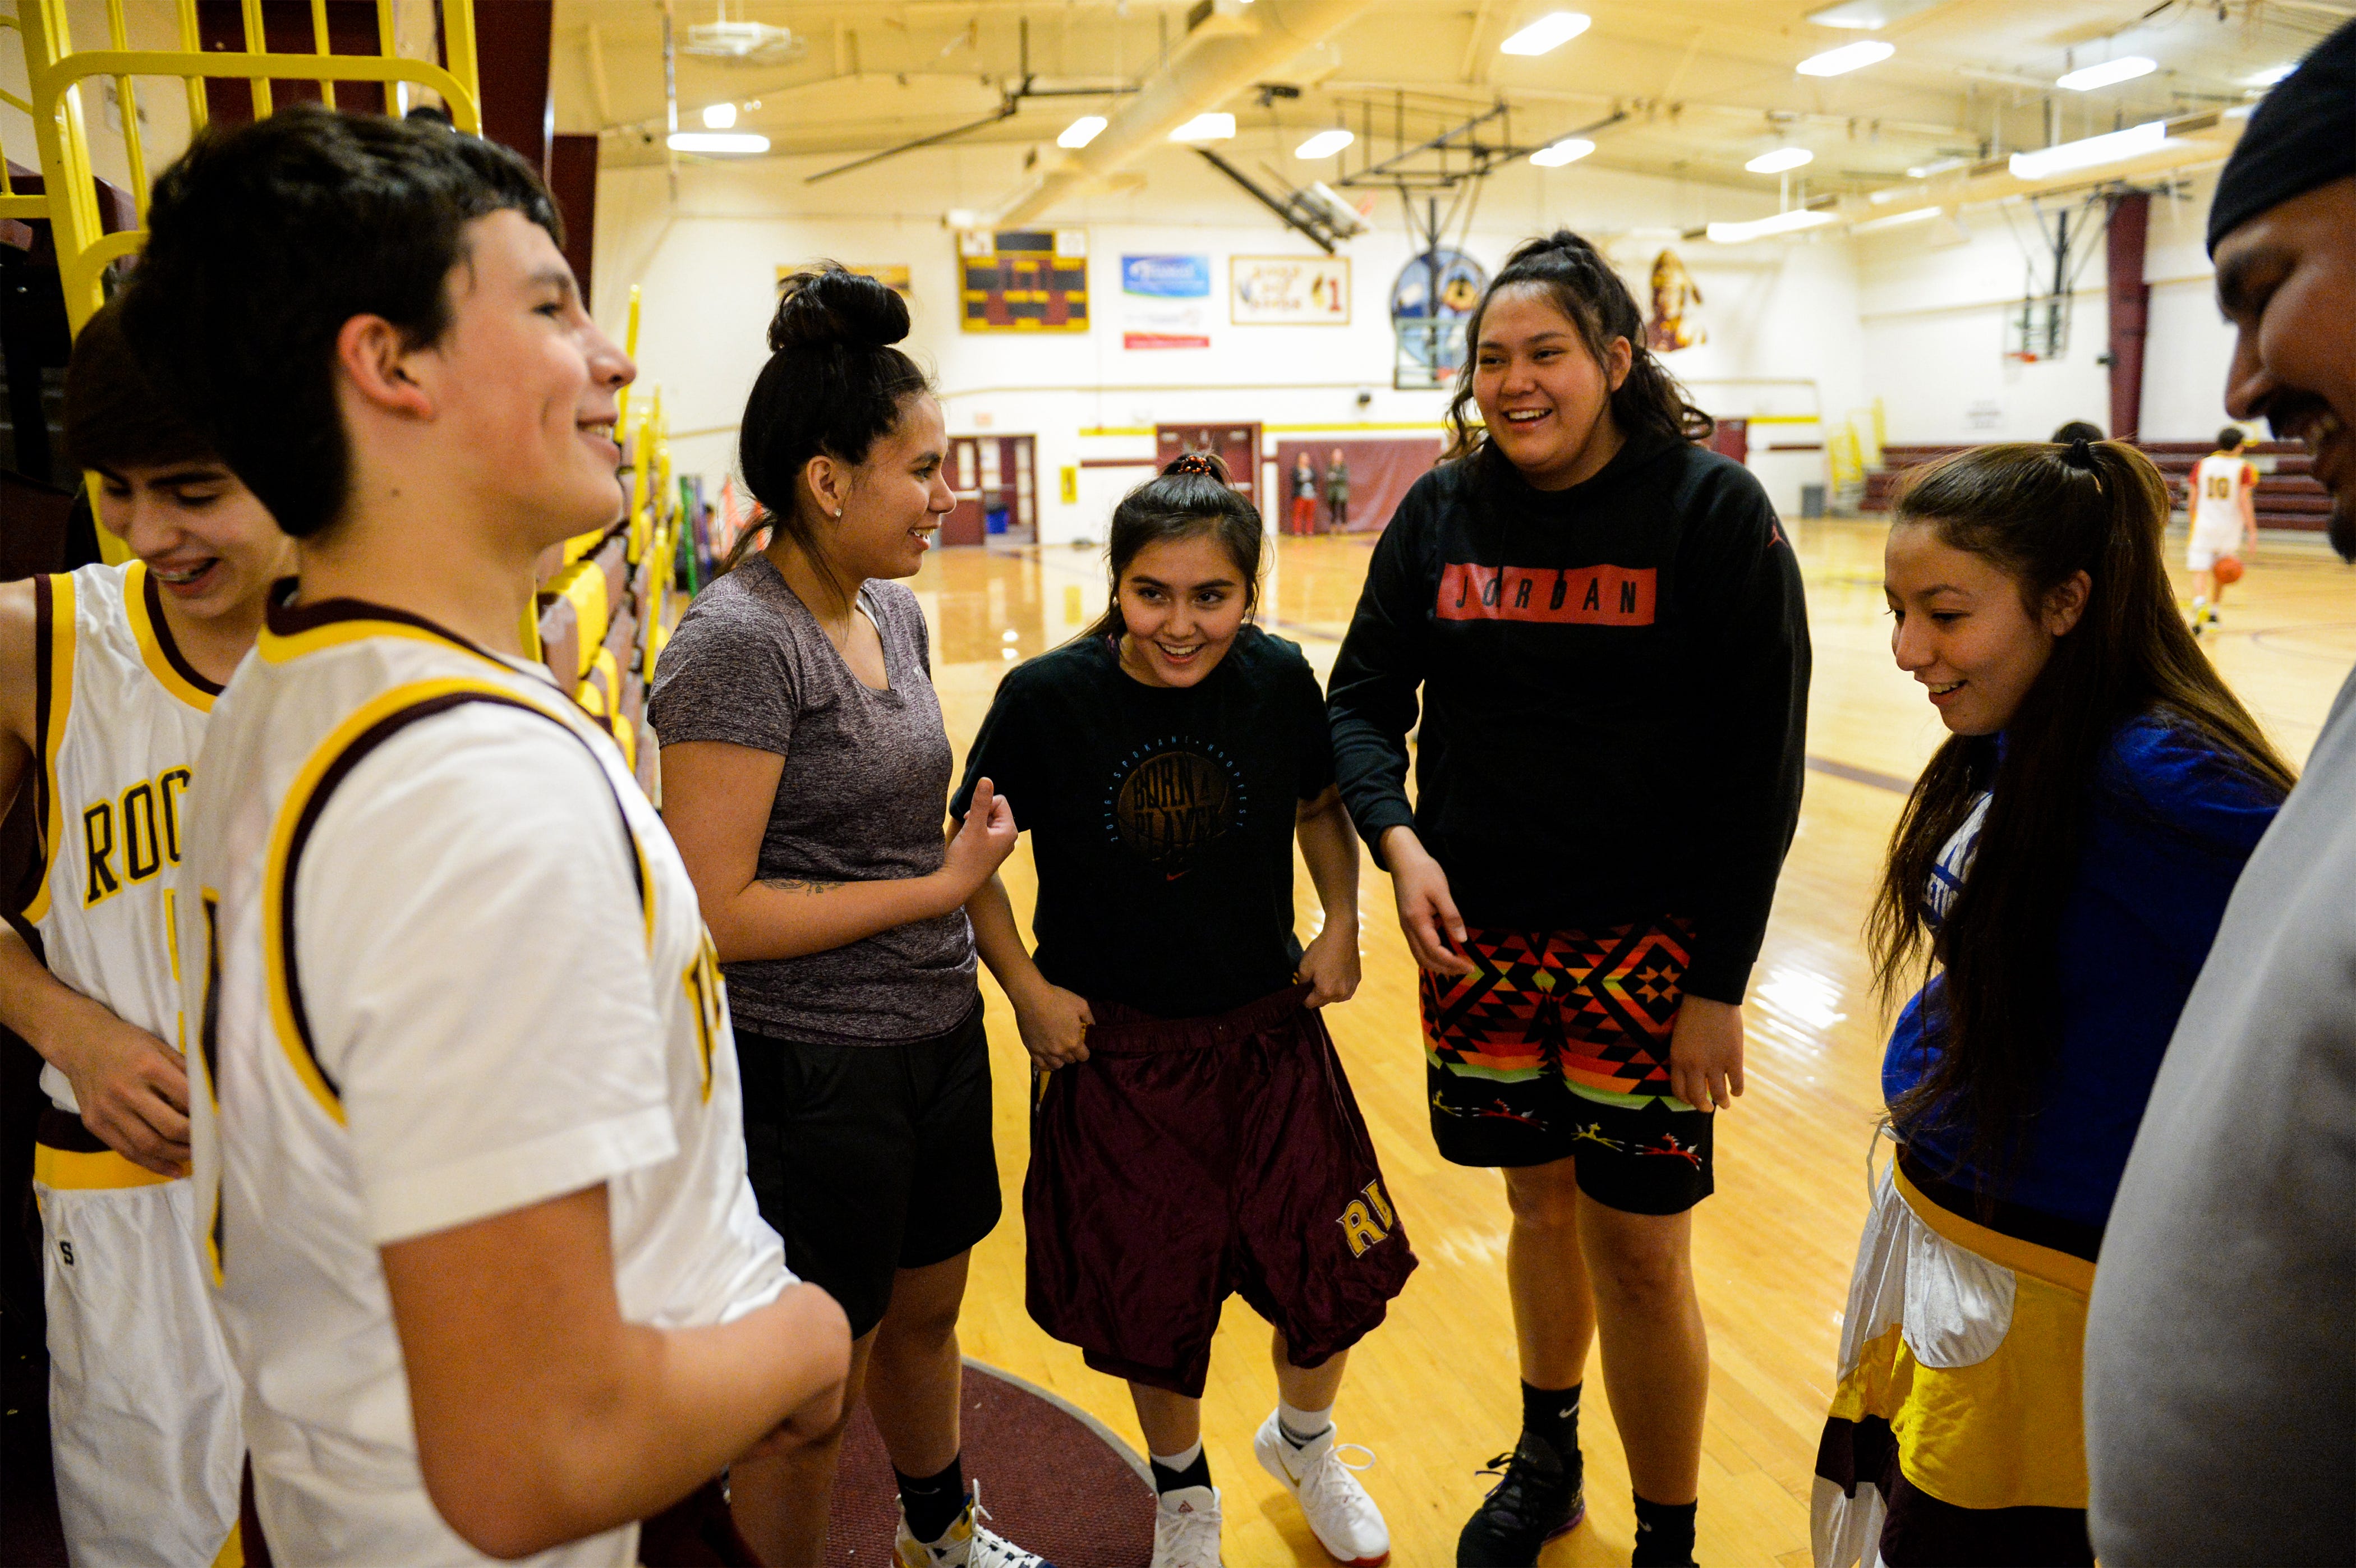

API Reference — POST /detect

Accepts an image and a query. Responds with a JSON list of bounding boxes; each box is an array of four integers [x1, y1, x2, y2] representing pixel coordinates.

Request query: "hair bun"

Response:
[[1164, 450, 1230, 481], [770, 263, 911, 353]]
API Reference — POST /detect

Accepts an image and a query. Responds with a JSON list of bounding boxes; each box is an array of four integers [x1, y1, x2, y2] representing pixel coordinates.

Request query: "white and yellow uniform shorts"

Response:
[[2186, 523, 2243, 573], [35, 1114, 243, 1568], [1810, 1155, 2093, 1568]]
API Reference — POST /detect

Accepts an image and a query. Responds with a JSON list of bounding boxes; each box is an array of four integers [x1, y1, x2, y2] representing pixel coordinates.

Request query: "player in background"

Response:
[[0, 299, 284, 1568], [122, 106, 848, 1567], [1813, 440, 2288, 1567], [955, 452, 1414, 1568], [1328, 231, 1809, 1568], [2185, 426, 2259, 634]]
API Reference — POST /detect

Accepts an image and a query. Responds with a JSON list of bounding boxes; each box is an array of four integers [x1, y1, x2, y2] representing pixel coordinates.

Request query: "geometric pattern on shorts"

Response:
[[1420, 919, 1693, 1101]]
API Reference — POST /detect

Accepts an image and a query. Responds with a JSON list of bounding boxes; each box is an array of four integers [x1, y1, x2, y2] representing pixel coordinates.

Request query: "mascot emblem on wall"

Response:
[[1645, 249, 1705, 353]]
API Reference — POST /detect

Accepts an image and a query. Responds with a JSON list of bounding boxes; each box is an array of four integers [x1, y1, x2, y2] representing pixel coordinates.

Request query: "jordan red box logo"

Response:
[[1436, 563, 1658, 626]]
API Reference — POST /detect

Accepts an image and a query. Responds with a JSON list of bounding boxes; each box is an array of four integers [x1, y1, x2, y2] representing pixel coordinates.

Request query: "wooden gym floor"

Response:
[[912, 518, 2356, 1567]]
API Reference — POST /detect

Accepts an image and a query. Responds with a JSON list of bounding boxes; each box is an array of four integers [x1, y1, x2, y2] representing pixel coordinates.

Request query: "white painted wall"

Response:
[[591, 137, 1870, 541], [1853, 167, 2237, 447]]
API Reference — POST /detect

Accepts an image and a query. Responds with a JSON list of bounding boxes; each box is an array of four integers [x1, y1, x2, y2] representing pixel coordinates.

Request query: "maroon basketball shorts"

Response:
[[1421, 919, 1714, 1216], [1024, 983, 1417, 1399]]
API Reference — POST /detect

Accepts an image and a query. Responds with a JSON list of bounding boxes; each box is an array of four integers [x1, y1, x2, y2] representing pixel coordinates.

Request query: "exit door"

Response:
[[1155, 423, 1263, 511], [945, 435, 1037, 546]]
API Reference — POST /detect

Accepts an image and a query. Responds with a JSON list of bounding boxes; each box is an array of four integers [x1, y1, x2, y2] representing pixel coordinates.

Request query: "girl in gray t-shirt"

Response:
[[646, 265, 1045, 1568]]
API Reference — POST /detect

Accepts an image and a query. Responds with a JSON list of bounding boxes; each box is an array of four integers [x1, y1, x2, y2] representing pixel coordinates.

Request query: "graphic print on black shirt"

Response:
[[954, 627, 1332, 1018], [1108, 737, 1249, 879]]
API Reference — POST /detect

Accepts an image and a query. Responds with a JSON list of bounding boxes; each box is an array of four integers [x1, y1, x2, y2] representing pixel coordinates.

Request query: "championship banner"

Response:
[[1121, 254, 1212, 350], [1231, 255, 1351, 325]]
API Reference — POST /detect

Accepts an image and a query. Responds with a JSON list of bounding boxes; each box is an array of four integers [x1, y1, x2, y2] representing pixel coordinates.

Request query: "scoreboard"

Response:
[[960, 229, 1089, 333]]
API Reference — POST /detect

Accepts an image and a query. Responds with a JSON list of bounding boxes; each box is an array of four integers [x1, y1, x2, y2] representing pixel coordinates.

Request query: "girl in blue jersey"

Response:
[[1812, 438, 2293, 1568]]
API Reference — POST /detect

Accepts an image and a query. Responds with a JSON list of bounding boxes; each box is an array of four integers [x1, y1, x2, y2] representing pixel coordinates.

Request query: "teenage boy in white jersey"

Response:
[[2185, 424, 2260, 633], [0, 300, 285, 1568], [119, 105, 850, 1566]]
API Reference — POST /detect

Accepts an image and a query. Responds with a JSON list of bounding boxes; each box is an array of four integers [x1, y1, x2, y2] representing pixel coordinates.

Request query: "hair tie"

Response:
[[2063, 436, 2097, 471], [1170, 452, 1220, 477]]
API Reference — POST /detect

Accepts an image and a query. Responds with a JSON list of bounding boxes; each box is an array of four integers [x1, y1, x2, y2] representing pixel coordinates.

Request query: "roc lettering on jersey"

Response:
[[1337, 1177, 1398, 1257], [81, 765, 193, 907], [1437, 563, 1658, 626]]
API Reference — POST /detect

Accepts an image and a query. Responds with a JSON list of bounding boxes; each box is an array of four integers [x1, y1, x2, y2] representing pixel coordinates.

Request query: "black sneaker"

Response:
[[1455, 1433, 1585, 1566]]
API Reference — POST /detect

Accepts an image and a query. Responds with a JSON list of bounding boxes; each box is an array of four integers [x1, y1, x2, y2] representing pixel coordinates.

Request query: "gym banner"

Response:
[[1122, 254, 1212, 350]]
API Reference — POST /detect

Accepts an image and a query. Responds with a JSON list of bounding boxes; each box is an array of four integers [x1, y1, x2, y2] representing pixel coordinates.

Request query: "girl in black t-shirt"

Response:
[[957, 454, 1415, 1568]]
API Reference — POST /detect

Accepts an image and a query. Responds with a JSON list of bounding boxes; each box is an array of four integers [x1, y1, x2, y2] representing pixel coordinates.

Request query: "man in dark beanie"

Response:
[[2083, 19, 2356, 1565]]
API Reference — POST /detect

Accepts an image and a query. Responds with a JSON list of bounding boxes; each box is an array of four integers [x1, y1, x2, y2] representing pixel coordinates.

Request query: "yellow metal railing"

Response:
[[15, 0, 482, 335]]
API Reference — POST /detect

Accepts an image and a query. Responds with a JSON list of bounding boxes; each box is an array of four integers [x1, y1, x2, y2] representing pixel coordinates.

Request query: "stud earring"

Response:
[[834, 507, 844, 517]]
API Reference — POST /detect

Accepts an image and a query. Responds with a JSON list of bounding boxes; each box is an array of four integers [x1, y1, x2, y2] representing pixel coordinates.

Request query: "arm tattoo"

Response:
[[762, 876, 844, 895]]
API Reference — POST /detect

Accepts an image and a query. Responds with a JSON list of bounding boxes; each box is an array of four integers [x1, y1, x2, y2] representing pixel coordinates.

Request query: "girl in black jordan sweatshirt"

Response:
[[1327, 231, 1809, 1568]]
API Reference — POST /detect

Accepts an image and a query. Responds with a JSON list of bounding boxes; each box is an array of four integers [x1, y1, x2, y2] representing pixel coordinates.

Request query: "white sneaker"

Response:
[[1151, 1483, 1223, 1568], [892, 1483, 1057, 1567], [1254, 1411, 1391, 1567]]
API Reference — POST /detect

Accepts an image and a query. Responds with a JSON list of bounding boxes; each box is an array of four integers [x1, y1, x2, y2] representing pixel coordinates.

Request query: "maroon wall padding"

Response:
[[473, 0, 554, 172], [194, 1, 391, 123], [2107, 192, 2151, 445], [1272, 438, 1444, 535], [547, 132, 598, 302], [1709, 416, 1750, 466]]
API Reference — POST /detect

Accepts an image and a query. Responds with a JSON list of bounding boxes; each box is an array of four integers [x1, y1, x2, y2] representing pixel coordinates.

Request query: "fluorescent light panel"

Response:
[[1797, 40, 1894, 76], [1169, 112, 1236, 142], [1708, 209, 1840, 243], [1499, 11, 1591, 56], [1059, 115, 1107, 149], [2007, 119, 2169, 178], [1803, 0, 1941, 28], [667, 131, 769, 154], [1854, 206, 1941, 232], [2056, 55, 2156, 91], [1746, 146, 1815, 173], [1530, 137, 1595, 167], [702, 102, 737, 128], [1295, 128, 1355, 159], [2244, 61, 2295, 86]]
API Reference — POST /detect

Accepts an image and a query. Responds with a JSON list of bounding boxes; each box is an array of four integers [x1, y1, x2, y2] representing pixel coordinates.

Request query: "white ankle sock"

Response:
[[1152, 1440, 1204, 1473], [1277, 1399, 1335, 1446]]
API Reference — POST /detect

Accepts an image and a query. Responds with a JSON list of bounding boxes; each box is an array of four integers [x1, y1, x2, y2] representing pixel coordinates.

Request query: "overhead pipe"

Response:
[[977, 0, 1381, 228]]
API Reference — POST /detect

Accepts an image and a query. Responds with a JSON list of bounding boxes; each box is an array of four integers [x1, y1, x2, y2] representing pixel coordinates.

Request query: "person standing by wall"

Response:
[[2083, 23, 2356, 1564], [651, 265, 1049, 1568], [1328, 231, 1808, 1568], [1325, 448, 1351, 534], [1292, 452, 1320, 536], [2184, 426, 2259, 634]]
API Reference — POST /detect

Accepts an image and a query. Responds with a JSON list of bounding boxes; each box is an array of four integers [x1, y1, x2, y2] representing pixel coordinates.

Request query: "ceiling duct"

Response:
[[977, 0, 1382, 228], [683, 13, 804, 65]]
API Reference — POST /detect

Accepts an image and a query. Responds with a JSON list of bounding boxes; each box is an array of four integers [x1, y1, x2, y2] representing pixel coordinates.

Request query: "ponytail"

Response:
[[1082, 451, 1265, 641], [1442, 230, 1711, 463]]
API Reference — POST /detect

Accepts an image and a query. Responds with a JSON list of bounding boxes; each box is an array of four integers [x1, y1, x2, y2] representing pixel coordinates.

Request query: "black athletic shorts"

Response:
[[735, 999, 1001, 1339], [1024, 983, 1417, 1399], [1421, 920, 1714, 1216]]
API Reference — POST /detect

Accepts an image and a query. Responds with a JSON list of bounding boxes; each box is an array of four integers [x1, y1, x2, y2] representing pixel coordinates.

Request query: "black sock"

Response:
[[1520, 1379, 1582, 1468], [1631, 1493, 1697, 1567], [1149, 1447, 1212, 1495], [894, 1455, 965, 1545]]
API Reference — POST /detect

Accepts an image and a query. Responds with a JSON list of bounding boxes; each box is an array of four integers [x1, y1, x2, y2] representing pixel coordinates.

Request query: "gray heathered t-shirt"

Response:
[[2083, 661, 2356, 1564], [647, 554, 976, 1045]]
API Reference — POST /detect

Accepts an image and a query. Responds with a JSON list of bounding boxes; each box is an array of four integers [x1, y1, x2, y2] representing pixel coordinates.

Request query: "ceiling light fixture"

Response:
[[2243, 61, 2295, 87], [1746, 146, 1815, 174], [1059, 115, 1108, 149], [1803, 0, 1940, 28], [1295, 127, 1355, 159], [1854, 205, 1942, 232], [1530, 136, 1596, 167], [2056, 55, 2156, 91], [1708, 209, 1840, 243], [1797, 40, 1894, 76], [666, 131, 770, 155], [2007, 119, 2170, 178], [1499, 11, 1591, 56], [1169, 112, 1236, 142], [702, 102, 737, 129], [1904, 155, 1969, 178]]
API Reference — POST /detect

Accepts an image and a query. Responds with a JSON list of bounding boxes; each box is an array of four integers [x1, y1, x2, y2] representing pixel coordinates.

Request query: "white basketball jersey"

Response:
[[2191, 453, 2256, 536], [180, 594, 786, 1567], [26, 560, 222, 1114]]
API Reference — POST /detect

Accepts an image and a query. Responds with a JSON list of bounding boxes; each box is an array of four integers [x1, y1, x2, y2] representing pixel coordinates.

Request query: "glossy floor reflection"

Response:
[[905, 522, 2356, 1567]]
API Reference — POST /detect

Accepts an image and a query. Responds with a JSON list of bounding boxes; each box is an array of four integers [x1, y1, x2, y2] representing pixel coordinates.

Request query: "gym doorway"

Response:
[[945, 435, 1038, 546]]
